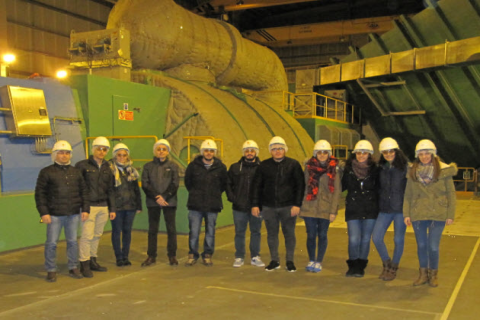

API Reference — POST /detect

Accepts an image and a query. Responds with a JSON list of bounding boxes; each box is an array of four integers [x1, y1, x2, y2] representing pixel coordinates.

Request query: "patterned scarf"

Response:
[[109, 159, 139, 187], [352, 159, 370, 179], [306, 156, 338, 201], [416, 163, 434, 185]]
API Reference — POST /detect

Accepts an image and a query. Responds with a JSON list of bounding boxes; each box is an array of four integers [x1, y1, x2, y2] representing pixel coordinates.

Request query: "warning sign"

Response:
[[118, 110, 134, 121]]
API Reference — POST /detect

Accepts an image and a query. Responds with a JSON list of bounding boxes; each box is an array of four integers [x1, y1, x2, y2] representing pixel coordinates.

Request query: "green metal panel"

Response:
[[296, 118, 354, 141]]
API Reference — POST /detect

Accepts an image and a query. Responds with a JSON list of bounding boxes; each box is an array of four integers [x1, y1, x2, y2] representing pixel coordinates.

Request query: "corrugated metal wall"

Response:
[[3, 0, 110, 77]]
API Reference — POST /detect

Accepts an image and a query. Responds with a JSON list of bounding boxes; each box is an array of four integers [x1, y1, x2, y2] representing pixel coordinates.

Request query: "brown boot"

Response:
[[379, 259, 391, 280], [413, 268, 428, 286], [69, 268, 83, 279], [428, 269, 438, 287], [141, 257, 156, 267], [46, 272, 57, 282], [185, 254, 197, 267], [169, 256, 178, 266], [203, 254, 213, 267], [383, 262, 399, 281], [80, 261, 93, 278]]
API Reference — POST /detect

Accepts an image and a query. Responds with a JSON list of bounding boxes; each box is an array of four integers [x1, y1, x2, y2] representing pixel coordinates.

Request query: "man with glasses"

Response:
[[184, 139, 227, 267], [227, 140, 265, 268], [35, 140, 89, 282], [252, 136, 305, 272], [141, 139, 180, 266], [76, 136, 116, 278]]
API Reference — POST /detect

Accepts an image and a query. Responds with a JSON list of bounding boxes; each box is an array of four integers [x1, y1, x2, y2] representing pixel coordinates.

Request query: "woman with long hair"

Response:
[[404, 139, 457, 287], [372, 138, 408, 281], [300, 140, 341, 273], [342, 140, 380, 277], [109, 143, 142, 266]]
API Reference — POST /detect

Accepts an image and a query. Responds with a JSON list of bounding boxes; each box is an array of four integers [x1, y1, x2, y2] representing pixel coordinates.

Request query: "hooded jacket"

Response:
[[403, 162, 457, 221], [226, 156, 260, 212], [142, 157, 180, 208], [185, 155, 227, 213]]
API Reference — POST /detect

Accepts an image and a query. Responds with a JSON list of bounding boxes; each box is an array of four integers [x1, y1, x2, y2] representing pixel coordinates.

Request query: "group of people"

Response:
[[35, 134, 457, 288]]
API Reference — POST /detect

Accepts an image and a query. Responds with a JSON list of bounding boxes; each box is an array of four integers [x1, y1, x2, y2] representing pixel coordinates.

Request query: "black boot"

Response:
[[80, 261, 93, 278], [90, 257, 107, 272], [353, 259, 368, 278], [345, 260, 356, 277]]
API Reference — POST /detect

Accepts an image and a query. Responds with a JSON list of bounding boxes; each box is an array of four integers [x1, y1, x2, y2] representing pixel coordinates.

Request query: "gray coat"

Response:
[[142, 157, 180, 208]]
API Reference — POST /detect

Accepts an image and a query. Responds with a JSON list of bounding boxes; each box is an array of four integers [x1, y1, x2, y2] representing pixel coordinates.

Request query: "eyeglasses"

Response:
[[204, 149, 216, 153], [271, 148, 285, 152], [116, 154, 128, 157], [97, 147, 109, 152], [356, 151, 370, 155], [316, 151, 329, 155], [381, 149, 395, 155], [156, 147, 168, 152], [244, 148, 256, 153]]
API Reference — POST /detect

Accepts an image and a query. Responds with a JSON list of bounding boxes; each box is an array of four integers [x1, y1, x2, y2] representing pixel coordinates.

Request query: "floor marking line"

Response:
[[206, 286, 440, 316], [440, 236, 480, 320]]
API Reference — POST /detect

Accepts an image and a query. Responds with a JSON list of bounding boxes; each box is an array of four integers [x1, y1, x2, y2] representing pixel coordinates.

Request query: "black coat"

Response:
[[342, 164, 380, 221], [35, 163, 90, 217], [378, 164, 407, 213], [251, 157, 305, 208], [142, 157, 180, 208], [184, 156, 228, 213], [110, 163, 142, 212], [226, 157, 260, 212], [75, 156, 116, 212]]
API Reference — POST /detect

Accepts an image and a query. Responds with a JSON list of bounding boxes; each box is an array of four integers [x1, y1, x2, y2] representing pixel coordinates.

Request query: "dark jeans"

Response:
[[412, 220, 445, 269], [262, 206, 296, 262], [111, 210, 136, 261], [233, 210, 262, 259], [188, 210, 218, 259], [303, 217, 330, 262], [347, 219, 376, 260], [372, 212, 406, 264], [147, 206, 177, 258]]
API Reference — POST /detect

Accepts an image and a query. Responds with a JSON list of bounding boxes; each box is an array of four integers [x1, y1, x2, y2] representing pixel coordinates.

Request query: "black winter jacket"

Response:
[[226, 157, 260, 212], [379, 163, 407, 213], [251, 157, 305, 208], [142, 157, 180, 208], [185, 156, 227, 213], [342, 164, 381, 221], [75, 156, 116, 212], [109, 162, 142, 212], [35, 163, 90, 217]]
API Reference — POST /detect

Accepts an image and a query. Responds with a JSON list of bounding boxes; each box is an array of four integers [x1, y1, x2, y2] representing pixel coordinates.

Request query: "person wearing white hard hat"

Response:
[[108, 143, 142, 267], [35, 140, 89, 282], [403, 139, 457, 287], [342, 139, 380, 278], [251, 136, 305, 272], [371, 137, 409, 281], [141, 139, 180, 267], [226, 140, 264, 268], [300, 140, 341, 273], [75, 136, 116, 278], [184, 139, 227, 267]]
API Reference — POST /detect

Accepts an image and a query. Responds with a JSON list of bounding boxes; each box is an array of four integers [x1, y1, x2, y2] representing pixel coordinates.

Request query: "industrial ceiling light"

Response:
[[2, 53, 16, 64], [56, 69, 68, 79]]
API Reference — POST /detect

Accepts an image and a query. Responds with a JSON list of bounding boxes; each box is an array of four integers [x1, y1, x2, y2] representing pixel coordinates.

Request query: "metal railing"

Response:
[[183, 136, 224, 164], [284, 91, 357, 124], [454, 167, 478, 193], [332, 144, 349, 160]]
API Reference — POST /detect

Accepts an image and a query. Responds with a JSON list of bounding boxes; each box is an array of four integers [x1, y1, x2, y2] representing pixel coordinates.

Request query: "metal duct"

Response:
[[107, 0, 288, 92]]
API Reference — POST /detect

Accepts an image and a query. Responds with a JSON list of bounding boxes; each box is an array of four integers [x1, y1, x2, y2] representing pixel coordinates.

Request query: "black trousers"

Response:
[[147, 206, 177, 258]]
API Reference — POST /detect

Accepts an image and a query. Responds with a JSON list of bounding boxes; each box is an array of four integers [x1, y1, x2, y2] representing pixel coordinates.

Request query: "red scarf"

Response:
[[306, 156, 338, 201]]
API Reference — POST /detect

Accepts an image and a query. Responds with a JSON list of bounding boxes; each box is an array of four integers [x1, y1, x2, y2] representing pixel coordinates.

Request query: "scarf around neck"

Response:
[[416, 163, 434, 185], [352, 159, 371, 179], [305, 156, 338, 201], [109, 159, 139, 187]]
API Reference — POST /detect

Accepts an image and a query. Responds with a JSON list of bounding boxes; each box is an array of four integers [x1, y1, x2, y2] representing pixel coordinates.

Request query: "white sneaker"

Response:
[[251, 256, 265, 267], [233, 258, 244, 268], [313, 262, 322, 273]]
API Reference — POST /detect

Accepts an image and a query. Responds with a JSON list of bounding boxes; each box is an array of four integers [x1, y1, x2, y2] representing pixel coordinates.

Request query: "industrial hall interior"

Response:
[[1, 0, 480, 319]]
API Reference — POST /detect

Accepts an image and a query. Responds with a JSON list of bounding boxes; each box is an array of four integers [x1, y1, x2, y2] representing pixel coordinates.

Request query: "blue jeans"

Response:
[[188, 211, 218, 259], [44, 214, 80, 272], [303, 217, 330, 262], [347, 219, 376, 260], [233, 210, 262, 259], [412, 220, 445, 269], [372, 213, 406, 264], [111, 210, 136, 261]]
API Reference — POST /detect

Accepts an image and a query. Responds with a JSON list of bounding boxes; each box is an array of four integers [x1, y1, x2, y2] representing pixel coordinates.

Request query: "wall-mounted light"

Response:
[[1, 53, 16, 77], [56, 69, 69, 79], [2, 53, 16, 64]]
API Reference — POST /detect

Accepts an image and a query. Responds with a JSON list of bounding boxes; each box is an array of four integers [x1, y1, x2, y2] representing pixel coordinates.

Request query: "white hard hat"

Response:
[[379, 137, 399, 151], [242, 140, 259, 156], [113, 143, 129, 155], [52, 140, 72, 152], [269, 136, 288, 152], [153, 139, 171, 154], [353, 140, 374, 154], [92, 136, 110, 148], [313, 140, 332, 157], [200, 139, 217, 153], [415, 139, 437, 157]]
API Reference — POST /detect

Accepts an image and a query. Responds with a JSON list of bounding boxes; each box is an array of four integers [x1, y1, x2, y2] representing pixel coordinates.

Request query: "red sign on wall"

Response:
[[118, 110, 134, 121]]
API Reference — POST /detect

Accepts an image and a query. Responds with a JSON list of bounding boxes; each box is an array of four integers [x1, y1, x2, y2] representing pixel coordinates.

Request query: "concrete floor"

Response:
[[0, 195, 479, 320]]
